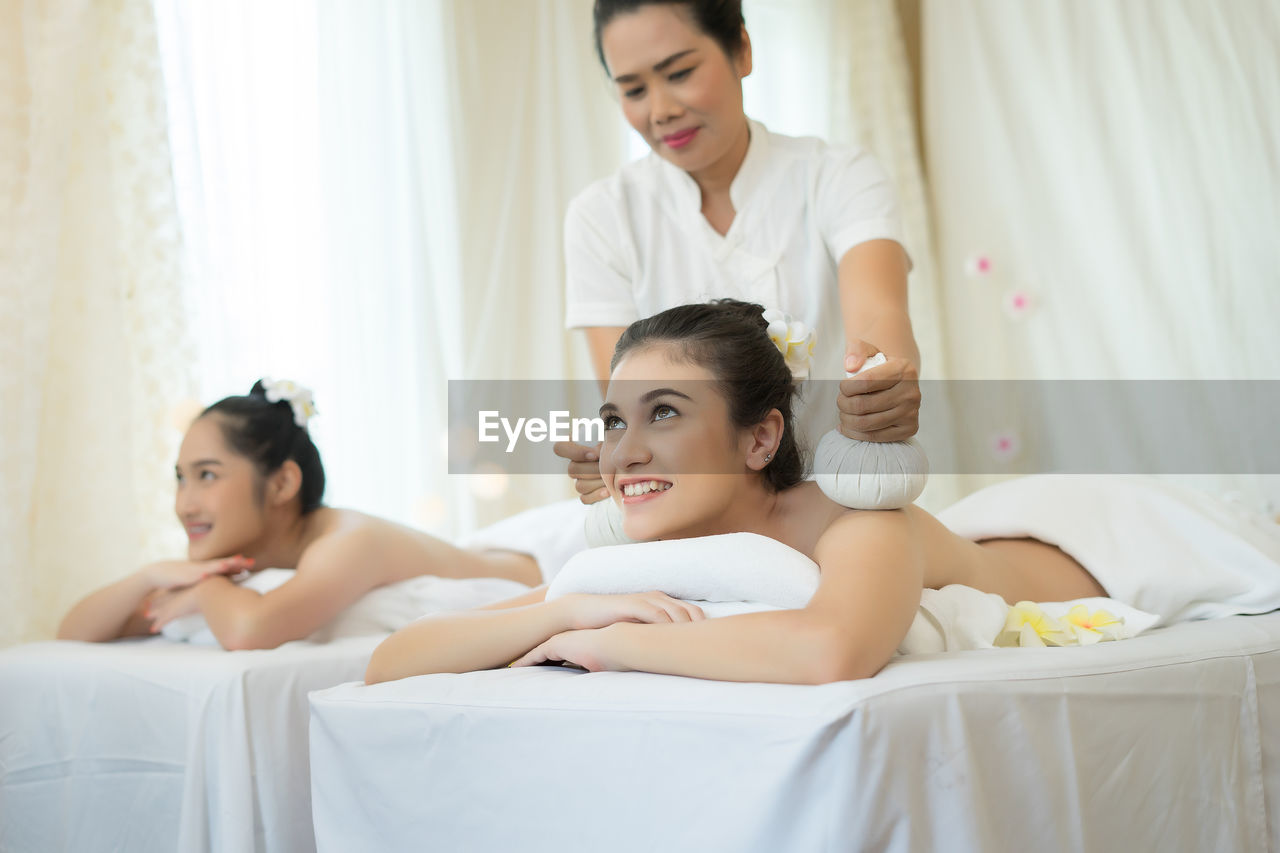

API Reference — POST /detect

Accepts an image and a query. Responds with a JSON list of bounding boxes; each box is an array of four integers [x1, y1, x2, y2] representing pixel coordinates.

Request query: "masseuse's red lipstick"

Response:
[[662, 128, 699, 149]]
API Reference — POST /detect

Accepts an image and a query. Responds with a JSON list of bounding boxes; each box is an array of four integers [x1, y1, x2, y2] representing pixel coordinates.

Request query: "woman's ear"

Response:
[[744, 409, 784, 471], [736, 27, 753, 78], [268, 460, 303, 508]]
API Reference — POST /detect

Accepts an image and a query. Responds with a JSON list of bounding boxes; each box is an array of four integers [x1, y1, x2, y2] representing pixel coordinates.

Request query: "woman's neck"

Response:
[[244, 506, 324, 570], [689, 118, 751, 205], [710, 481, 843, 559]]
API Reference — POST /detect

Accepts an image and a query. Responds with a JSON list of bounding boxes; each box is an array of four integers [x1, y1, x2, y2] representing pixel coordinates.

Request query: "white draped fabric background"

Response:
[[922, 0, 1280, 510], [0, 0, 193, 649]]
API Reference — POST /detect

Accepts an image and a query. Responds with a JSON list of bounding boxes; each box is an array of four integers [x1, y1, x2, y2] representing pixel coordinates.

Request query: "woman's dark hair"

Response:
[[611, 299, 806, 491], [592, 0, 745, 71], [200, 380, 326, 514]]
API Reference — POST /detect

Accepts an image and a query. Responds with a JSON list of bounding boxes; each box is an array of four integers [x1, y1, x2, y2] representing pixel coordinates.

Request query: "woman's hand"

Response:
[[838, 341, 921, 442], [557, 591, 704, 631], [510, 627, 625, 672], [145, 584, 206, 632], [553, 440, 609, 504], [140, 556, 253, 591]]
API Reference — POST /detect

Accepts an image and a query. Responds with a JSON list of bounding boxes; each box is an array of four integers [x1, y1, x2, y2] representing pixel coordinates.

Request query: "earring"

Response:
[[764, 453, 773, 462]]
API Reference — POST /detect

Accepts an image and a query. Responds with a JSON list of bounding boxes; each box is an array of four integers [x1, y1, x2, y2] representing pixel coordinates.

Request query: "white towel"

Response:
[[546, 532, 1158, 654], [160, 571, 530, 648], [937, 475, 1280, 626]]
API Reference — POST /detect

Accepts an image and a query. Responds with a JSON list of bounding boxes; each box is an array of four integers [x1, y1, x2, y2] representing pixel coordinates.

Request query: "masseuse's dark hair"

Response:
[[592, 0, 745, 70], [200, 381, 326, 514], [612, 299, 806, 492]]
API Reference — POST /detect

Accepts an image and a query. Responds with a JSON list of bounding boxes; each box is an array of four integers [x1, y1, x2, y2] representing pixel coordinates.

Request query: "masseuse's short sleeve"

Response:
[[563, 185, 640, 329], [815, 147, 909, 264]]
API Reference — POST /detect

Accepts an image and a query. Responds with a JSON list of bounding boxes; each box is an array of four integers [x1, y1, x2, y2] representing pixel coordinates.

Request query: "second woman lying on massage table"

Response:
[[366, 298, 1107, 685]]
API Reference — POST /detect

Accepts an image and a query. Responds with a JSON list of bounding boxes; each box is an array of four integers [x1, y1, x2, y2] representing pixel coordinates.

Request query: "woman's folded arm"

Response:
[[514, 510, 926, 685], [364, 586, 565, 684]]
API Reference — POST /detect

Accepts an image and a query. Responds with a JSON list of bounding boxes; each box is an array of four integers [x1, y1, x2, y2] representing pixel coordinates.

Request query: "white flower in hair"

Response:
[[762, 308, 815, 380], [261, 378, 318, 428]]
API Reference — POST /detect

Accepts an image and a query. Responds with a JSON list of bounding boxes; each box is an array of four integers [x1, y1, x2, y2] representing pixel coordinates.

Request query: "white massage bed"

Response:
[[0, 574, 528, 853], [308, 611, 1280, 852], [0, 635, 378, 853]]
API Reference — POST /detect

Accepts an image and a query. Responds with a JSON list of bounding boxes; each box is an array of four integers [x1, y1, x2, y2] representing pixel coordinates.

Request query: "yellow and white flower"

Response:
[[1062, 604, 1124, 645], [995, 601, 1128, 648], [262, 377, 318, 429], [995, 601, 1070, 648], [762, 308, 815, 380]]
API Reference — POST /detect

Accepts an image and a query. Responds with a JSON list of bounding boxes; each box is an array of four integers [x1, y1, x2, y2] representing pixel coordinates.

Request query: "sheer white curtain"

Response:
[[157, 0, 623, 537], [922, 0, 1280, 509], [0, 0, 192, 647]]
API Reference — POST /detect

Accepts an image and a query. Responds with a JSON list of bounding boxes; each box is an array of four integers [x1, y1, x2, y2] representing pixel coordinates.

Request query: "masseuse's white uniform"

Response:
[[462, 122, 910, 581], [564, 119, 908, 446]]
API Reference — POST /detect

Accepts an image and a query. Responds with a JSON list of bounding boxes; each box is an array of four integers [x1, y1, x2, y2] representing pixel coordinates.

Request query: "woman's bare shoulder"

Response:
[[296, 509, 416, 568], [812, 505, 920, 567]]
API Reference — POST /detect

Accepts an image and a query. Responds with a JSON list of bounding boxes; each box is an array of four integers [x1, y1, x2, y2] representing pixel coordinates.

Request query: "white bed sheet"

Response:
[[309, 613, 1280, 852], [0, 635, 379, 853]]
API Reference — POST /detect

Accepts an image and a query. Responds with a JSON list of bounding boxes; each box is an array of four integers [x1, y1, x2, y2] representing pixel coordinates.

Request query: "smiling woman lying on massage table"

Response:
[[365, 299, 1280, 685]]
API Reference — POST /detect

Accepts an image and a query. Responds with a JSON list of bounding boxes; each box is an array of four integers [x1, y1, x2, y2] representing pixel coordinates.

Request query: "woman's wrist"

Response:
[[546, 594, 581, 632], [135, 562, 168, 591]]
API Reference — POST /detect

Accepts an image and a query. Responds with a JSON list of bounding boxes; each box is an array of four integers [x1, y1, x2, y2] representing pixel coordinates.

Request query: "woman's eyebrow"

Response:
[[177, 459, 223, 472], [640, 388, 693, 404], [613, 49, 696, 83], [599, 388, 691, 417]]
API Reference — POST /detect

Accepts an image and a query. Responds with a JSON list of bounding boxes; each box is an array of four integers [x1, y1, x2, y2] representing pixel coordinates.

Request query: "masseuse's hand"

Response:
[[838, 340, 921, 442], [553, 440, 609, 504], [140, 555, 253, 591], [510, 627, 624, 672], [557, 591, 705, 631]]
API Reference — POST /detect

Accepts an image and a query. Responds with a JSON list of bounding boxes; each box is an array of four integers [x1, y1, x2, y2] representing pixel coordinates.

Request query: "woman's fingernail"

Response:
[[598, 488, 608, 497], [585, 451, 597, 461]]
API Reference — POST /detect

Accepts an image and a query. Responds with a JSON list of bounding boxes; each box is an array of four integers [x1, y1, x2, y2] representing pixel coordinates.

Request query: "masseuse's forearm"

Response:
[[365, 598, 574, 684], [845, 307, 920, 370], [837, 240, 920, 371], [598, 610, 877, 685]]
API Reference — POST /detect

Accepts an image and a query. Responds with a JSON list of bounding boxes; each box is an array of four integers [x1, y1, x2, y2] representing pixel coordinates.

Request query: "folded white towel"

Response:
[[546, 532, 1159, 654], [160, 571, 529, 648]]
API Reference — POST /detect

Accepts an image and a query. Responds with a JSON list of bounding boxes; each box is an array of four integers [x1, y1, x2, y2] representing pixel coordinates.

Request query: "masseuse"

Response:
[[558, 0, 922, 502]]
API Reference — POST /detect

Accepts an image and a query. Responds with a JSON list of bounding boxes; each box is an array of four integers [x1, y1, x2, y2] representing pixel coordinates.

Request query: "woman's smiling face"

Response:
[[174, 415, 269, 561], [600, 343, 756, 541], [599, 4, 751, 180]]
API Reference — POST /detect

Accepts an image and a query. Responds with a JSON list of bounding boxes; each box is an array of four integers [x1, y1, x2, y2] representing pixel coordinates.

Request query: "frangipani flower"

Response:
[[1063, 604, 1124, 645], [261, 377, 318, 428], [995, 601, 1070, 648], [762, 308, 815, 380]]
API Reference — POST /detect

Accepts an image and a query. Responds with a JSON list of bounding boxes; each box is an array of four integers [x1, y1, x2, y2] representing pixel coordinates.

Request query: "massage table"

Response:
[[308, 612, 1280, 852]]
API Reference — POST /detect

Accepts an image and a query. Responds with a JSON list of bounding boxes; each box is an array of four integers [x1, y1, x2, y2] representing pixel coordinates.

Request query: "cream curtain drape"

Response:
[[0, 0, 192, 648], [922, 0, 1280, 508]]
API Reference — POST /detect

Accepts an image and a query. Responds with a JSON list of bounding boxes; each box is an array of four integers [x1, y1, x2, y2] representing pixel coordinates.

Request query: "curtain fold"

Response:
[[0, 0, 192, 648]]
